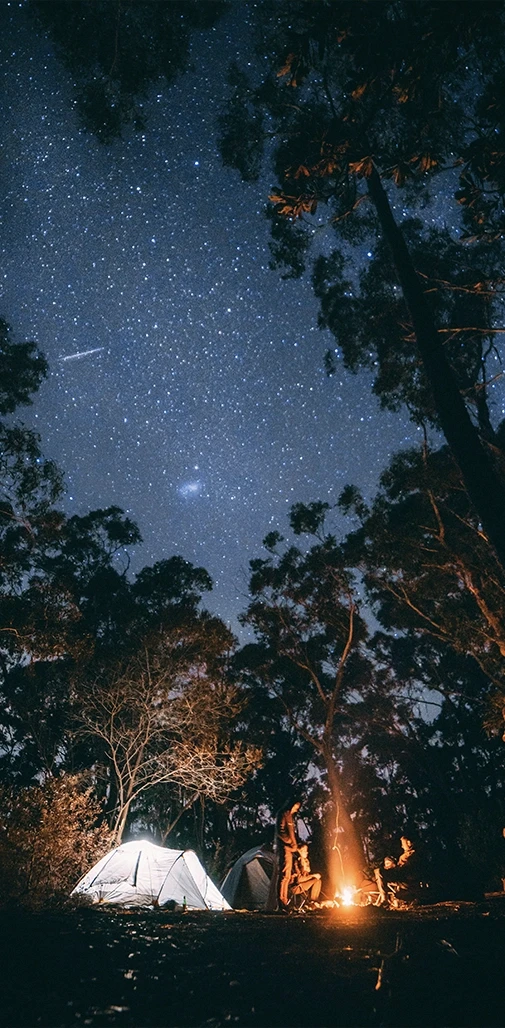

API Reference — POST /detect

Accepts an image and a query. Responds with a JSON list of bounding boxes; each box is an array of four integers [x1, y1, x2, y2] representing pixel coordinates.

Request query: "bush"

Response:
[[0, 773, 113, 909]]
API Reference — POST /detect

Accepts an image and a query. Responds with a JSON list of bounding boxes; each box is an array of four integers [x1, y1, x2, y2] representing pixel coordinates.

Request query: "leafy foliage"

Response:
[[31, 0, 227, 140], [313, 224, 505, 426], [0, 319, 47, 415], [219, 64, 265, 182], [0, 774, 113, 909], [220, 0, 505, 568], [73, 617, 260, 844], [238, 514, 377, 879], [341, 443, 505, 688], [5, 0, 505, 889]]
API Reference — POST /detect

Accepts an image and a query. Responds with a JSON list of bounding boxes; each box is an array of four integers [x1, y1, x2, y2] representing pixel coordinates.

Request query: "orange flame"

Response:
[[339, 885, 356, 906]]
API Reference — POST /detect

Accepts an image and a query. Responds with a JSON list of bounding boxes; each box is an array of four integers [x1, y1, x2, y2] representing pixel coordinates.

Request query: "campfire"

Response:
[[329, 841, 364, 908], [334, 885, 358, 907], [339, 885, 356, 906]]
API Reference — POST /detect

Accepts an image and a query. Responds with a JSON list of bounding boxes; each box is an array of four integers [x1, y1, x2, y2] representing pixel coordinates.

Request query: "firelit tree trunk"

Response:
[[323, 746, 364, 892], [112, 797, 132, 847], [366, 166, 505, 571]]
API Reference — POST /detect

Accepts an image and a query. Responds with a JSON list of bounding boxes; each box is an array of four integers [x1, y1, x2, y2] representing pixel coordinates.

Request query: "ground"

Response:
[[2, 898, 505, 1027]]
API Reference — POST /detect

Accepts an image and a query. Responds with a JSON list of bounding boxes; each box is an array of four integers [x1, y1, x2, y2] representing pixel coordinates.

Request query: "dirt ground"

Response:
[[2, 897, 505, 1028]]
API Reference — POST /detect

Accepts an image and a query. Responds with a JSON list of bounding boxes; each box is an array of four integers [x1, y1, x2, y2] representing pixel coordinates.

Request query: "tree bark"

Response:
[[366, 166, 505, 571], [112, 803, 130, 847], [323, 746, 364, 892]]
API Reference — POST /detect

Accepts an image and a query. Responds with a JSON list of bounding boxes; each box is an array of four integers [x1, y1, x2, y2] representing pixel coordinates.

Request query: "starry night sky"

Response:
[[1, 2, 423, 634]]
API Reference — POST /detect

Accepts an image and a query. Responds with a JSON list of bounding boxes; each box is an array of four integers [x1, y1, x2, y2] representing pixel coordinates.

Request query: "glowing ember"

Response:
[[340, 886, 356, 906]]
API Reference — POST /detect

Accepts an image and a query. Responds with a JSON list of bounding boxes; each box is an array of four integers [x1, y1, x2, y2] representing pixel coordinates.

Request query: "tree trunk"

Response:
[[367, 166, 505, 571], [323, 746, 364, 892], [161, 792, 199, 844], [112, 801, 131, 846]]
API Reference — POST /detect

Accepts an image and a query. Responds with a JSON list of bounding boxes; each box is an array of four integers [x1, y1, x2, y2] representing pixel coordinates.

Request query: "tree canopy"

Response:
[[3, 4, 505, 904], [219, 0, 505, 567], [0, 317, 259, 881], [30, 0, 227, 140]]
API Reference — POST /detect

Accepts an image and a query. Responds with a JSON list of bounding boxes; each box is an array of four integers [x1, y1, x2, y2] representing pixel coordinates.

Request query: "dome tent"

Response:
[[71, 839, 230, 910], [220, 846, 277, 910]]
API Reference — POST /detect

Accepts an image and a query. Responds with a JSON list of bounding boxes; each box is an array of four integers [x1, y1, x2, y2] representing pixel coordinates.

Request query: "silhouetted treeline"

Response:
[[3, 1, 505, 905]]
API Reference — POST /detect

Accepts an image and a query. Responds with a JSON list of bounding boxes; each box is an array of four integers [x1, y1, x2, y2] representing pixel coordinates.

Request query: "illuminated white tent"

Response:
[[71, 839, 231, 910]]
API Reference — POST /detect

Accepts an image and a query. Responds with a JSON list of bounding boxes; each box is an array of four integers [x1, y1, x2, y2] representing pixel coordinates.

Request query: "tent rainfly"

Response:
[[71, 840, 231, 910], [220, 846, 277, 910]]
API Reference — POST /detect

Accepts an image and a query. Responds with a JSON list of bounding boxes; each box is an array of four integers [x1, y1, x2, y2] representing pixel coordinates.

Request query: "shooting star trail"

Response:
[[60, 347, 104, 362]]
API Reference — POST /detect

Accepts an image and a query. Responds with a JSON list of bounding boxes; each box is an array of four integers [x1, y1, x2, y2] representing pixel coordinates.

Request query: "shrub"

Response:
[[0, 773, 113, 909]]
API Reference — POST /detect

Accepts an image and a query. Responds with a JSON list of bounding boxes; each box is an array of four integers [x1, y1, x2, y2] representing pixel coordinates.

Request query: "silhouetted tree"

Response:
[[30, 0, 227, 140], [340, 442, 505, 690], [238, 509, 377, 886], [219, 1, 505, 568], [0, 318, 47, 416], [73, 617, 260, 844]]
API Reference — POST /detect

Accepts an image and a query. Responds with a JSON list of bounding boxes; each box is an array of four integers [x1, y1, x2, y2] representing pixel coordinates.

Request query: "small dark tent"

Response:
[[220, 846, 277, 910]]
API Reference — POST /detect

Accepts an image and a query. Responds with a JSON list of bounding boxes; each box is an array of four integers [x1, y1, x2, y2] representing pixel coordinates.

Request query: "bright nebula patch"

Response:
[[178, 480, 204, 499]]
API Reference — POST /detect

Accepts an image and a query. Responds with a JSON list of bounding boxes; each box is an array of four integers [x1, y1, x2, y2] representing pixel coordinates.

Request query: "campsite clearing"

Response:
[[2, 900, 505, 1027]]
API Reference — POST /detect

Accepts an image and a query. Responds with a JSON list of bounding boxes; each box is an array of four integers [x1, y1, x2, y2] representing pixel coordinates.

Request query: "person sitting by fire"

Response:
[[290, 843, 322, 905], [374, 831, 427, 905]]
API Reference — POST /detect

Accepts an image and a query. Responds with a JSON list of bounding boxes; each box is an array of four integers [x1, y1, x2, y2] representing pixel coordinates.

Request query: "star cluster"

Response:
[[1, 4, 422, 633]]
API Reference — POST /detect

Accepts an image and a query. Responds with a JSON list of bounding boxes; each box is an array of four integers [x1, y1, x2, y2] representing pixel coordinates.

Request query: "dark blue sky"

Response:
[[1, 2, 426, 633]]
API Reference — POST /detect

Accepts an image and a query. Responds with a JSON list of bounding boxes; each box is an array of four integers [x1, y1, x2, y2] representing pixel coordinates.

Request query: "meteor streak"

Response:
[[60, 347, 104, 362]]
